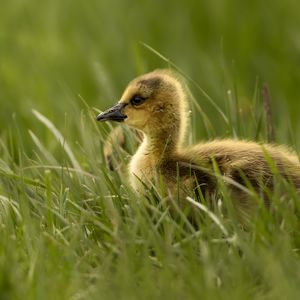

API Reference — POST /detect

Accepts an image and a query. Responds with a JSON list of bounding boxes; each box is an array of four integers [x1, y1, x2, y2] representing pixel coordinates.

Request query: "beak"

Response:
[[96, 103, 127, 122]]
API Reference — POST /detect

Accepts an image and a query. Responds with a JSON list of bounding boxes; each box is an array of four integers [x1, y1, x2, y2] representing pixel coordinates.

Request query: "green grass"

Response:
[[1, 0, 300, 299]]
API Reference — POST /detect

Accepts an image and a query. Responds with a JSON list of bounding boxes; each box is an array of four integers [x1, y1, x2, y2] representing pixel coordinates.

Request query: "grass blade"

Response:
[[32, 109, 82, 172]]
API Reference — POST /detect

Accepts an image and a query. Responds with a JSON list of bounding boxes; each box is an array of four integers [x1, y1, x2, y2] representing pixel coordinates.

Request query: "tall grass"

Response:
[[0, 67, 300, 299], [1, 0, 300, 299]]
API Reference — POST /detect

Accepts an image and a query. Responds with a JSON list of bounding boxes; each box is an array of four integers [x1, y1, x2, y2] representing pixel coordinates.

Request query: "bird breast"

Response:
[[128, 139, 156, 191]]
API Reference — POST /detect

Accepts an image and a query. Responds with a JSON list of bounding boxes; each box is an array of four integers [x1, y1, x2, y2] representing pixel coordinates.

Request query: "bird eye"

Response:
[[130, 96, 145, 106]]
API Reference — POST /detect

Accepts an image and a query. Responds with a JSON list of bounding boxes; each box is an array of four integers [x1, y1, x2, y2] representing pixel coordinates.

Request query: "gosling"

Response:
[[97, 69, 300, 214]]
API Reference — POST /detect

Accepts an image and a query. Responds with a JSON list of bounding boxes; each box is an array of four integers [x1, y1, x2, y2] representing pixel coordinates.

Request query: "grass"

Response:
[[1, 0, 300, 299]]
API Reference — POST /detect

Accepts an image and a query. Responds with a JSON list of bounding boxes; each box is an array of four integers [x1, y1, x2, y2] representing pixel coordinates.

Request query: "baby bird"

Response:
[[97, 69, 300, 215]]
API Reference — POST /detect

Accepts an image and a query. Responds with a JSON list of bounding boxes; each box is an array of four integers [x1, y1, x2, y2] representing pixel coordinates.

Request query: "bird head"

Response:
[[97, 69, 187, 139]]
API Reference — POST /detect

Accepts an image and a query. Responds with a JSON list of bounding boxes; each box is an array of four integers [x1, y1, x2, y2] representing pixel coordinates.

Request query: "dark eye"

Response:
[[130, 95, 145, 106]]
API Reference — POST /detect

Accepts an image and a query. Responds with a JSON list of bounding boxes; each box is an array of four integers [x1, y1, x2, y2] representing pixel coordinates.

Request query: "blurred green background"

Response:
[[1, 2, 300, 299], [1, 0, 300, 146]]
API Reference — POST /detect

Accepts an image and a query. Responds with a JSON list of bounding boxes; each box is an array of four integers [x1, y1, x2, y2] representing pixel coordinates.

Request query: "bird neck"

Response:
[[139, 97, 188, 162], [143, 121, 184, 162]]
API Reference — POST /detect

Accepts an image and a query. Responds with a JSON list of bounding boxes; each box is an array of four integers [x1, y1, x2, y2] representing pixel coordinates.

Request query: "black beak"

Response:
[[96, 103, 127, 122]]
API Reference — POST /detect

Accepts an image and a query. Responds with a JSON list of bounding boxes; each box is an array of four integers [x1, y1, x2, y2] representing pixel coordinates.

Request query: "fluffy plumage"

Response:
[[97, 69, 300, 215]]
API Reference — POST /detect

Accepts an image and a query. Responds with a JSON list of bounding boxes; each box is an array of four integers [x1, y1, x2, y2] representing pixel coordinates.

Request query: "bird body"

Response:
[[97, 69, 300, 213]]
